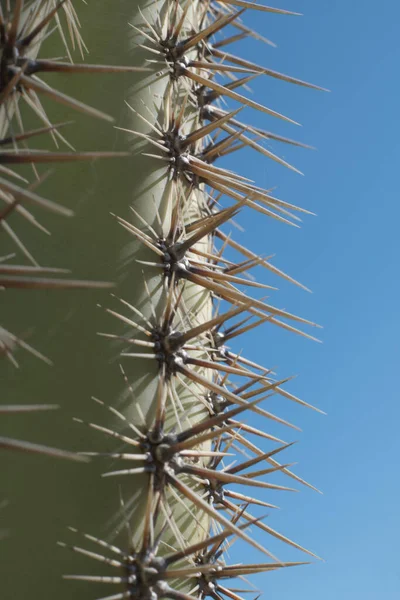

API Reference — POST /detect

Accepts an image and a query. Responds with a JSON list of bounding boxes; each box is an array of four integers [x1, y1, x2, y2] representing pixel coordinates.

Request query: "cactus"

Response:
[[1, 1, 325, 599]]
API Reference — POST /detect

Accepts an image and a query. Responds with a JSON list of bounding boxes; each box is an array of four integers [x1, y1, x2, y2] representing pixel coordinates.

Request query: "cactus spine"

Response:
[[1, 1, 325, 599]]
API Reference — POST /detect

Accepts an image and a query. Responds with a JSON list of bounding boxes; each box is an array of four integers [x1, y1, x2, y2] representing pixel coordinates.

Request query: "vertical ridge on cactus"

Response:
[[57, 1, 324, 598]]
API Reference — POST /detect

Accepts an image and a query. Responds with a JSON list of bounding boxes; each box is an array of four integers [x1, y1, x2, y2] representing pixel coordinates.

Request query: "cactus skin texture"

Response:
[[0, 0, 143, 457], [1, 1, 325, 599]]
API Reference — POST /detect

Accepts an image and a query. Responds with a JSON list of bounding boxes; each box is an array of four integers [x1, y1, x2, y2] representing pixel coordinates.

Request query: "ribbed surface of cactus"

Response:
[[1, 1, 324, 599]]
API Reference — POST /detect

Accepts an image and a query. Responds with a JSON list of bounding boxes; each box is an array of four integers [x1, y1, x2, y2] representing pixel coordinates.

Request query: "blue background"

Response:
[[221, 1, 400, 598]]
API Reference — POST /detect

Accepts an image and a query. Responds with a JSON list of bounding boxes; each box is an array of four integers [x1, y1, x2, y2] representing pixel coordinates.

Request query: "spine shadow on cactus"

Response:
[[1, 1, 325, 599]]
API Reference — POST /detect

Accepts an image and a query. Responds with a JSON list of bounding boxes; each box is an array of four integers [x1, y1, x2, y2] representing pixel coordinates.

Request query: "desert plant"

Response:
[[1, 1, 325, 599]]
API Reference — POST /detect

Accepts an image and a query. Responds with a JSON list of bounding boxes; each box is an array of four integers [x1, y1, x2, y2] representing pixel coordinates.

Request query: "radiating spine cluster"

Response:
[[1, 1, 324, 598]]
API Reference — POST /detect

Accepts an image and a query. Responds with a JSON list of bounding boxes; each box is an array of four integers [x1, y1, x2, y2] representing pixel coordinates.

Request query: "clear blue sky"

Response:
[[215, 2, 400, 598]]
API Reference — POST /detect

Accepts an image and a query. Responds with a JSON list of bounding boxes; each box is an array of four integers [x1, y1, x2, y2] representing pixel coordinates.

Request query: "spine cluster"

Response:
[[1, 1, 325, 599]]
